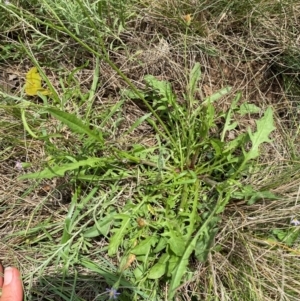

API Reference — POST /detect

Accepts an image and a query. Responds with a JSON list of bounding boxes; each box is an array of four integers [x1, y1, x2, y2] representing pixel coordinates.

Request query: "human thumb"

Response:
[[0, 267, 23, 301]]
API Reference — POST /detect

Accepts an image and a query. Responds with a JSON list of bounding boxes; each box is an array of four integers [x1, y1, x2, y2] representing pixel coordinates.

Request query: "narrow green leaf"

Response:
[[83, 214, 116, 238], [238, 103, 261, 115], [21, 109, 38, 138], [195, 221, 219, 262], [210, 139, 224, 157], [108, 215, 131, 256], [80, 257, 131, 286], [122, 89, 144, 99], [203, 86, 231, 104], [124, 113, 152, 135], [168, 200, 221, 300], [18, 157, 104, 180], [188, 62, 201, 97], [61, 190, 78, 243], [61, 217, 72, 244], [46, 108, 103, 143], [99, 98, 125, 127], [168, 234, 200, 298], [232, 185, 280, 205], [247, 190, 280, 205], [221, 92, 241, 142], [71, 187, 98, 224], [224, 132, 248, 153]]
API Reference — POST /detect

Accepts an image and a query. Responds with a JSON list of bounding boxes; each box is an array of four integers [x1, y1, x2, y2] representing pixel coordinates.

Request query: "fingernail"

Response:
[[4, 267, 13, 285]]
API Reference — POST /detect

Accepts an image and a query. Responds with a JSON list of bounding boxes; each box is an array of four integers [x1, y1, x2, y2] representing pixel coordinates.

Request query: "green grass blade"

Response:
[[124, 113, 152, 135], [20, 108, 38, 138], [203, 86, 232, 104], [18, 157, 105, 179], [188, 62, 201, 101], [46, 108, 103, 143], [221, 92, 241, 142], [108, 214, 131, 256]]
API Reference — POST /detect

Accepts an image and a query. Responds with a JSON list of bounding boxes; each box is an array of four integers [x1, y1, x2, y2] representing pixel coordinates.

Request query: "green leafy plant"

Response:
[[19, 62, 275, 300], [272, 227, 300, 247]]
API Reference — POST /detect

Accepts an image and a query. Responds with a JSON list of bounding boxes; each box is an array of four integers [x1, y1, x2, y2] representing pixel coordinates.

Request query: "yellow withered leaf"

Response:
[[25, 67, 51, 96], [122, 254, 136, 271], [182, 14, 192, 26]]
